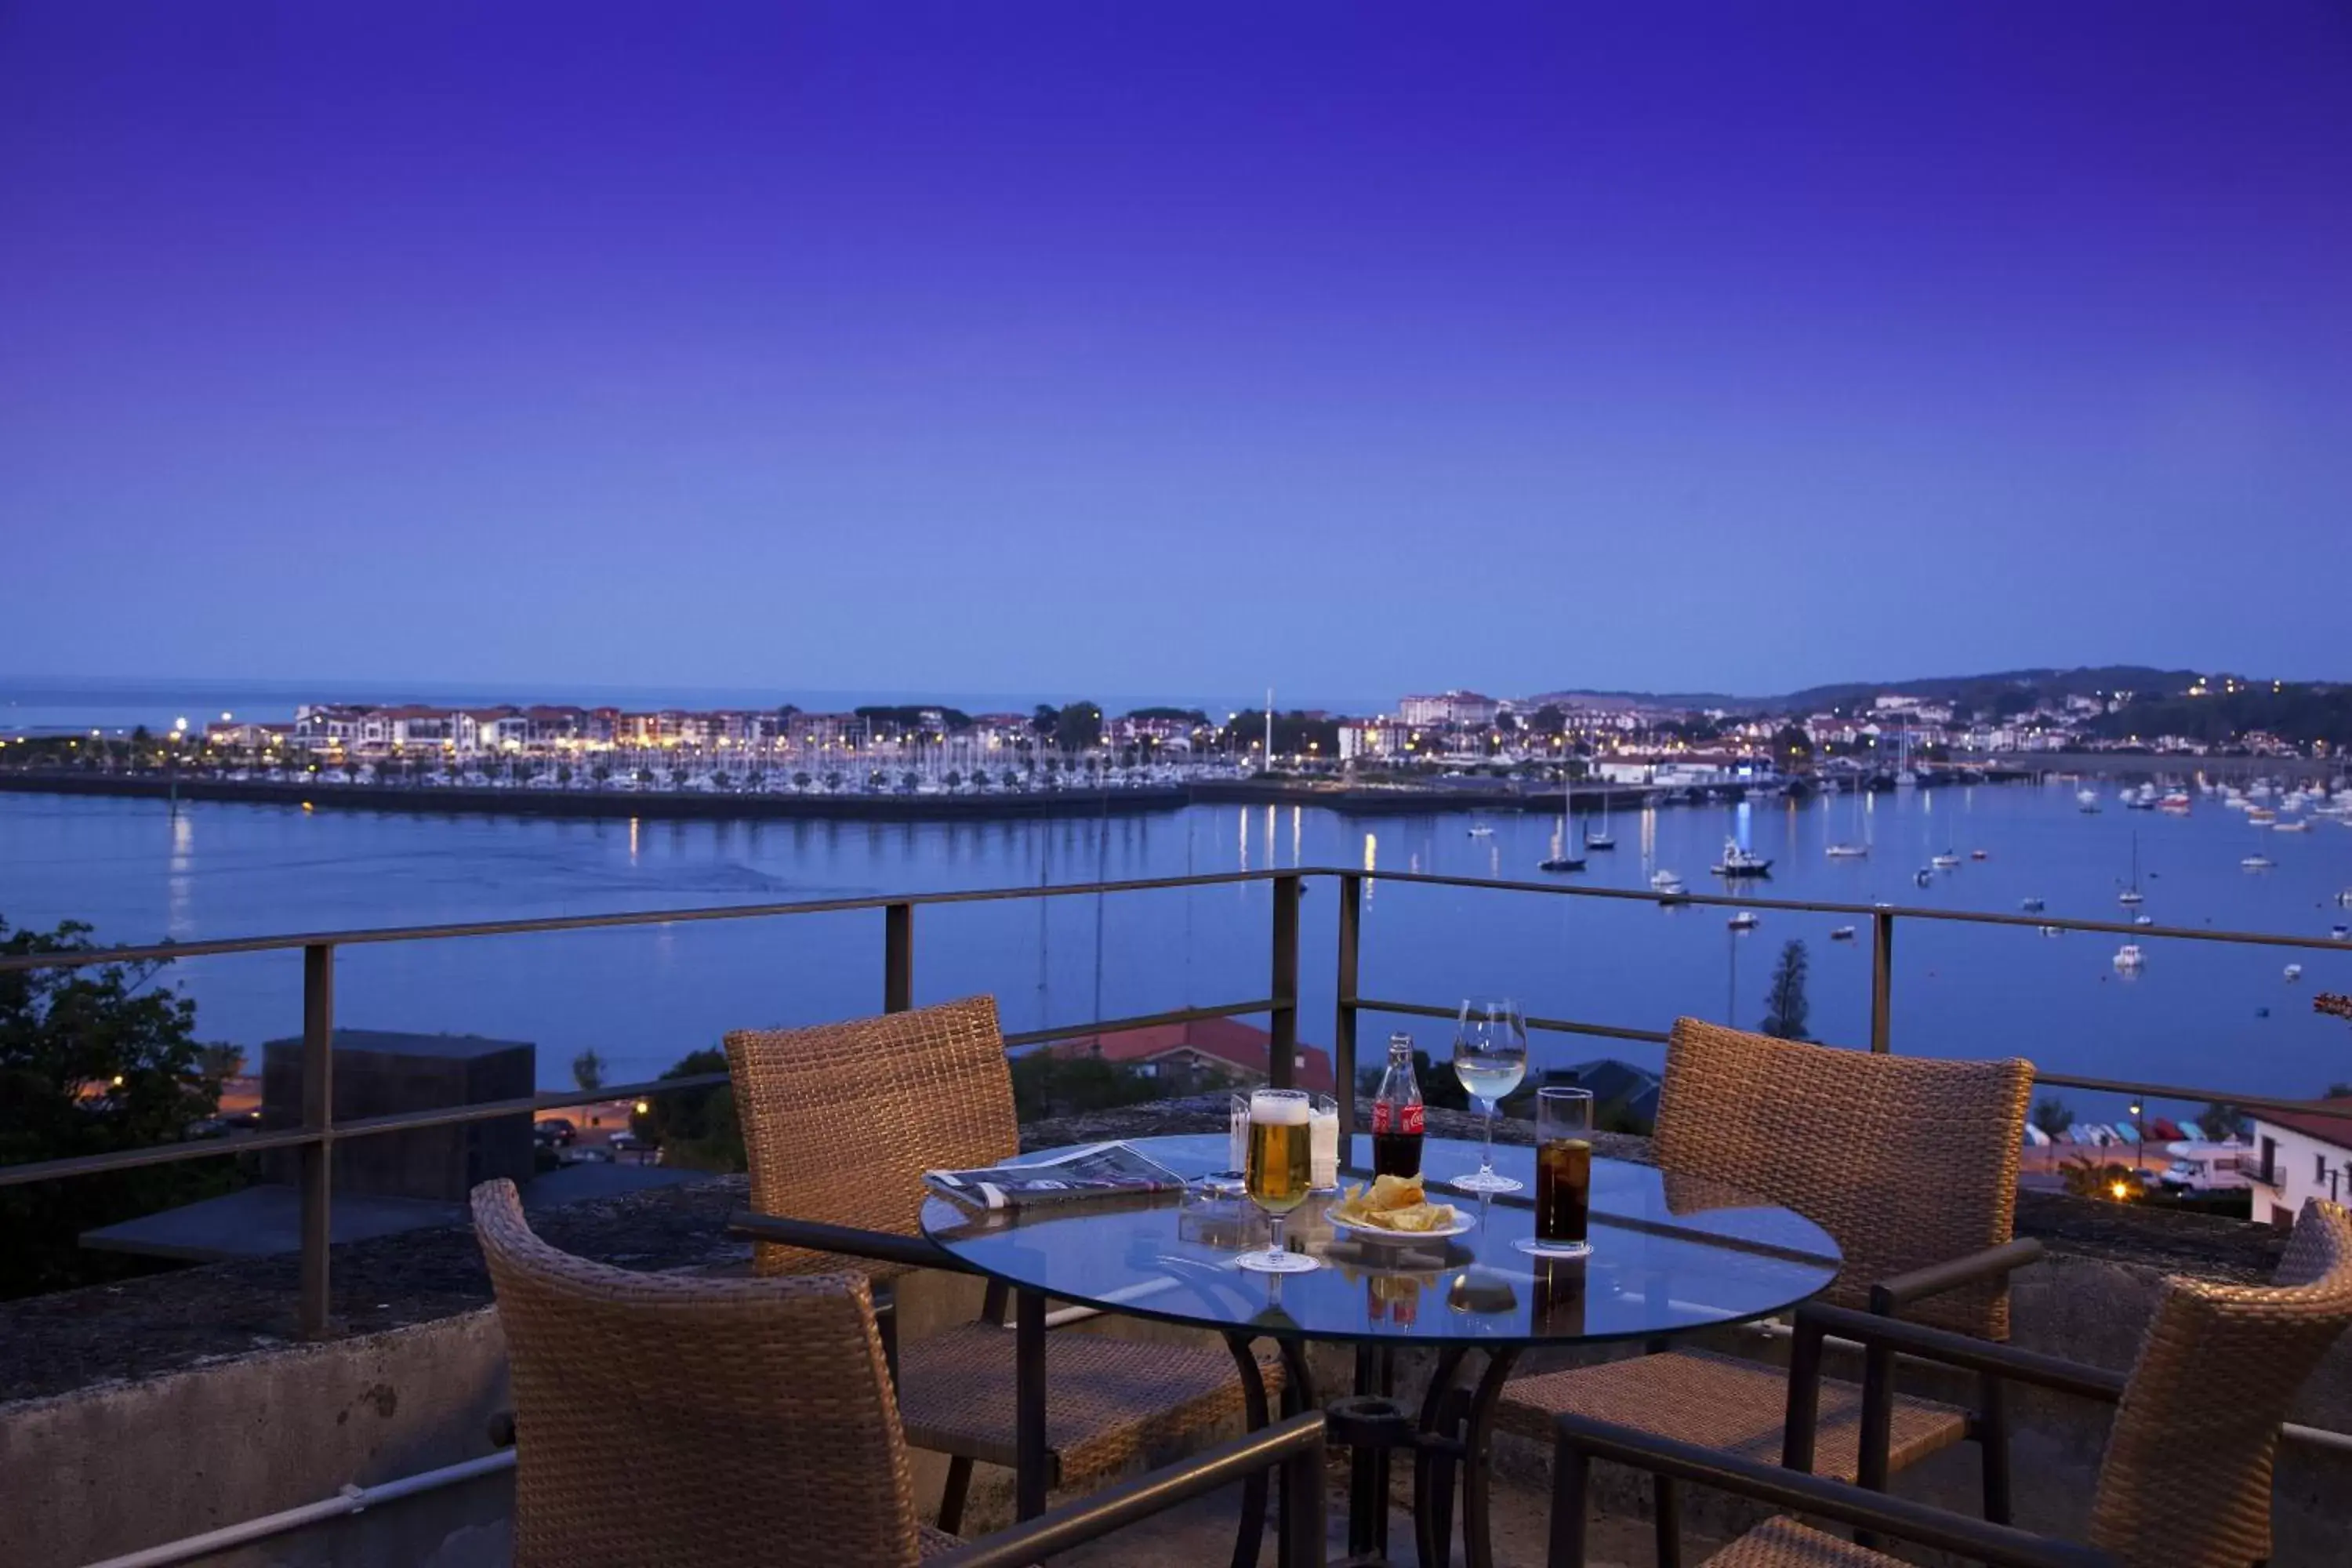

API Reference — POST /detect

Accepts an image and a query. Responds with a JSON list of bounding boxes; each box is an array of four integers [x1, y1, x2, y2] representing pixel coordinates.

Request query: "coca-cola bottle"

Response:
[[1370, 1032, 1425, 1178]]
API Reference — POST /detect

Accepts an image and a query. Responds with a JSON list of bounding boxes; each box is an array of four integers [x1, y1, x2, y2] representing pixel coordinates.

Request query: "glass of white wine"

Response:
[[1451, 996, 1527, 1193]]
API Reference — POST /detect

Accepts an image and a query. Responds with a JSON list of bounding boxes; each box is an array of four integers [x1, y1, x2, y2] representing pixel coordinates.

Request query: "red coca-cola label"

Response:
[[1372, 1103, 1425, 1135]]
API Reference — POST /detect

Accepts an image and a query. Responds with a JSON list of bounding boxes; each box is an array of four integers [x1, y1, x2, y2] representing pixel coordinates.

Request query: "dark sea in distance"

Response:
[[3, 779, 2347, 1123]]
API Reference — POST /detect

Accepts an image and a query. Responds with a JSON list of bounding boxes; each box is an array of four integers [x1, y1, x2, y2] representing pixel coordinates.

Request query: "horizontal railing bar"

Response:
[[326, 1073, 734, 1142], [2031, 1071, 2352, 1123], [12, 864, 2350, 975], [0, 869, 1296, 973], [0, 1127, 324, 1187], [1354, 996, 1673, 1047], [0, 996, 1279, 1187], [1002, 998, 1277, 1049], [0, 1073, 731, 1187], [1357, 998, 2352, 1120], [1345, 868, 2352, 950]]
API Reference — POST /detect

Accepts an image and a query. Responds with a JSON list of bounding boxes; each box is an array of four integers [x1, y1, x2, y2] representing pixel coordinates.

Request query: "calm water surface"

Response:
[[3, 785, 2347, 1120]]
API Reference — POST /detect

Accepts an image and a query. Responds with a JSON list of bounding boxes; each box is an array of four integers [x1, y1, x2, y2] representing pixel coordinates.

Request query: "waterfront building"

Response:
[[1337, 719, 1411, 761], [2247, 1100, 2352, 1229], [1052, 1017, 1336, 1094], [1399, 689, 1501, 728]]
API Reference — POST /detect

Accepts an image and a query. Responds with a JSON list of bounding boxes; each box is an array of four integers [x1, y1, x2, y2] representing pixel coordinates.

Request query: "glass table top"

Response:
[[920, 1134, 1842, 1347]]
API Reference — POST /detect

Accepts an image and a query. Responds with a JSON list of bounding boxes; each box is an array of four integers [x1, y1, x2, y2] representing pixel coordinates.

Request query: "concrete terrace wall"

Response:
[[2, 1312, 514, 1568]]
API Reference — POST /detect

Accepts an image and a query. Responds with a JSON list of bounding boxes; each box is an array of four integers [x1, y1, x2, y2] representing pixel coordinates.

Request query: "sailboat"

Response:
[[1826, 775, 1869, 858], [1538, 768, 1585, 872], [1584, 784, 1617, 850], [2118, 831, 2145, 906]]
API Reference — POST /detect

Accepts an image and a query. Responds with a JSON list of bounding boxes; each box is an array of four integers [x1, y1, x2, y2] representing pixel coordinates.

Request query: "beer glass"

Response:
[[1238, 1087, 1321, 1274], [1517, 1086, 1594, 1258], [1450, 996, 1527, 1193]]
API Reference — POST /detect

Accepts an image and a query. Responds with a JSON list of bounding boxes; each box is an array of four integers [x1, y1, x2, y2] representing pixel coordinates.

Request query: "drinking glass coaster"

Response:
[[1236, 1247, 1321, 1274], [1512, 1237, 1591, 1259]]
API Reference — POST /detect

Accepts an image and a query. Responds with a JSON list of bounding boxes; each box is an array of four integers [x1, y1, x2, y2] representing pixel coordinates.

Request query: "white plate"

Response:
[[1326, 1209, 1479, 1244]]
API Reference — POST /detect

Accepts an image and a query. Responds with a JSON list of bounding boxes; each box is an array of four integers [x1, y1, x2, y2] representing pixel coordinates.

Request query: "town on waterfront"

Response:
[[3, 666, 2348, 811]]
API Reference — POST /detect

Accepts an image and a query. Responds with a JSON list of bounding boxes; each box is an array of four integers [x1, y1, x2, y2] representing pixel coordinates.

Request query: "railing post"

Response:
[[884, 902, 913, 1014], [299, 942, 335, 1339], [1334, 872, 1363, 1133], [1269, 873, 1301, 1091], [1869, 910, 1894, 1054]]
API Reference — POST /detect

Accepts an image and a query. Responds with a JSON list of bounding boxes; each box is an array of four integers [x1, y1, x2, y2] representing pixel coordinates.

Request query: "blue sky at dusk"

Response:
[[4, 2, 2348, 704]]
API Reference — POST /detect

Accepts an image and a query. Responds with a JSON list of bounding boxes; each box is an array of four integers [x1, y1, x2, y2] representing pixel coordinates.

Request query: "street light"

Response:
[[2129, 1100, 2144, 1172]]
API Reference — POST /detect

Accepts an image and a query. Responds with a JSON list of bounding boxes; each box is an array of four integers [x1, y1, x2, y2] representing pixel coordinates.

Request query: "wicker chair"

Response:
[[724, 995, 1285, 1534], [1544, 1197, 2352, 1568], [1483, 1018, 2038, 1559], [472, 1180, 1329, 1568]]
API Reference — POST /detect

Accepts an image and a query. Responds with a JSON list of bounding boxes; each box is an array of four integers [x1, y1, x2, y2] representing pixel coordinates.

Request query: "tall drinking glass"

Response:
[[1450, 996, 1527, 1193], [1238, 1087, 1321, 1274], [1518, 1087, 1593, 1258]]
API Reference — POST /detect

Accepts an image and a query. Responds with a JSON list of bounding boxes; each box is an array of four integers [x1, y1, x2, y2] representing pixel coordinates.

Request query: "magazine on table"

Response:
[[924, 1142, 1187, 1210]]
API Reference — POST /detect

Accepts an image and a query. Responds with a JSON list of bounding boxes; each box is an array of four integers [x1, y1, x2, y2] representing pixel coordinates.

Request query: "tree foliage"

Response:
[[2031, 1097, 2075, 1138], [630, 1049, 744, 1171], [1759, 940, 1811, 1040], [571, 1050, 607, 1092], [2199, 1102, 2249, 1141], [1008, 1051, 1164, 1121], [1056, 702, 1105, 752], [1, 917, 236, 1297], [2085, 682, 2352, 753]]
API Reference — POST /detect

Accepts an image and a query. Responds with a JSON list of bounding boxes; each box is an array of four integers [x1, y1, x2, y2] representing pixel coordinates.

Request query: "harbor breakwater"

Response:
[[0, 768, 2027, 822]]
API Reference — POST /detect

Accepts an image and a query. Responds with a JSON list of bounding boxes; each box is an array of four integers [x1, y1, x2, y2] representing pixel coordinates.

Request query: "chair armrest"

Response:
[[1550, 1413, 2116, 1568], [1871, 1238, 2045, 1315], [726, 1209, 976, 1275], [1795, 1302, 2127, 1404], [934, 1412, 1327, 1568]]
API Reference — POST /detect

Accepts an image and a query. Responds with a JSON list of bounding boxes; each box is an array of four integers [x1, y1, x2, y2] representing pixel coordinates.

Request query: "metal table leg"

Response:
[[1225, 1334, 1272, 1568], [1411, 1346, 1470, 1568], [1348, 1347, 1380, 1556], [1460, 1349, 1521, 1568]]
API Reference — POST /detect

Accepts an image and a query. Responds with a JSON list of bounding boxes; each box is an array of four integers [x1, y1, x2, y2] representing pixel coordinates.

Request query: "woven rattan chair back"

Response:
[[727, 994, 1018, 1276], [2085, 1197, 2352, 1568], [472, 1178, 924, 1568], [1651, 1018, 2033, 1336]]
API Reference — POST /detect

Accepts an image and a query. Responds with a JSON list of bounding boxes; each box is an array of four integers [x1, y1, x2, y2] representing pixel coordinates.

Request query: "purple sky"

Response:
[[4, 2, 2348, 702]]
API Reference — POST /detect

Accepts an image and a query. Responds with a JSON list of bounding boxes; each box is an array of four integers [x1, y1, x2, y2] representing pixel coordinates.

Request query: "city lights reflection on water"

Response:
[[0, 786, 2345, 1109]]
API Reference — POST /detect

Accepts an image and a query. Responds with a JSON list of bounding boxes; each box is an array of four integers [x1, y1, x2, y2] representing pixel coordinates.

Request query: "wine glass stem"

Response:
[[1268, 1213, 1286, 1259], [1482, 1099, 1496, 1174]]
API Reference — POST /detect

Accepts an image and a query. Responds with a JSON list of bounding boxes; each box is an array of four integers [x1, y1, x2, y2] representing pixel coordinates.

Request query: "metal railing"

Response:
[[5, 865, 2349, 1338]]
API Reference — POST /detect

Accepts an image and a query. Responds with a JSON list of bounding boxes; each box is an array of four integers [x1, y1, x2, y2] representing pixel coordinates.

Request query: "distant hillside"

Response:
[[1523, 667, 2201, 717], [2085, 681, 2352, 753], [1775, 666, 2200, 714]]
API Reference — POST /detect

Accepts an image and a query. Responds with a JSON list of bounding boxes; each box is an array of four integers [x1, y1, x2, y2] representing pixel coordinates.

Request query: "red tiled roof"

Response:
[[2254, 1097, 2352, 1152], [1053, 1017, 1334, 1094]]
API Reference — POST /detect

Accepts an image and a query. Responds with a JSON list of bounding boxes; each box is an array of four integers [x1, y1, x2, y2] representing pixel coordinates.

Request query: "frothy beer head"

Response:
[[1250, 1089, 1312, 1124]]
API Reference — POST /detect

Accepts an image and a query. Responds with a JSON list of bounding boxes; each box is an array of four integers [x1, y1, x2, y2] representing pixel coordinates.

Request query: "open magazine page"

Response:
[[924, 1142, 1186, 1210]]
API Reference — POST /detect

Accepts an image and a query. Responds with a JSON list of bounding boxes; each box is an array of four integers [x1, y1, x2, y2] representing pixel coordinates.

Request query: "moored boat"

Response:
[[1711, 839, 1773, 877]]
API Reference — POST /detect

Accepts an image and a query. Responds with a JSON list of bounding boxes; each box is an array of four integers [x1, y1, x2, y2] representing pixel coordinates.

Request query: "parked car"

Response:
[[608, 1127, 648, 1154], [533, 1116, 577, 1147]]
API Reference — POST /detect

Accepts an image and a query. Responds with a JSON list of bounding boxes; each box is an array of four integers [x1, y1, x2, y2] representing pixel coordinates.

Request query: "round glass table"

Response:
[[921, 1133, 1841, 1568]]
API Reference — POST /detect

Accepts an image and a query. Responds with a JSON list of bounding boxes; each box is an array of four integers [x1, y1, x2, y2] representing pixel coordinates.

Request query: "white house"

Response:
[[2246, 1100, 2352, 1229]]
